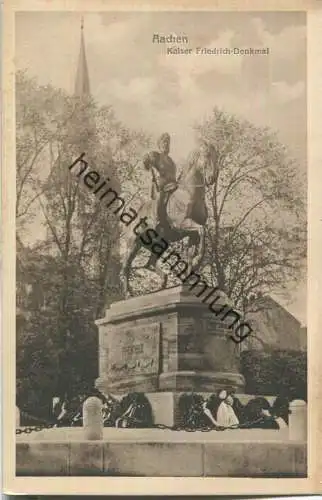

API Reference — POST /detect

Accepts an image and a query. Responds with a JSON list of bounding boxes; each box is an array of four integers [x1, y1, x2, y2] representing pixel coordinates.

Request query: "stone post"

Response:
[[83, 397, 103, 440], [16, 406, 20, 427], [289, 399, 307, 441]]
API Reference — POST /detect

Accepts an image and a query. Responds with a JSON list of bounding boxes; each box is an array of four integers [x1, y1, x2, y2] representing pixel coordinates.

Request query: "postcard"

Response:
[[2, 0, 322, 495]]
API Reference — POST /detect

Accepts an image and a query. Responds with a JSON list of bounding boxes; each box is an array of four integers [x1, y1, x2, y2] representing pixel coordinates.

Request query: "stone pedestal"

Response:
[[147, 392, 181, 427], [95, 285, 244, 405], [16, 406, 20, 427], [289, 399, 307, 441]]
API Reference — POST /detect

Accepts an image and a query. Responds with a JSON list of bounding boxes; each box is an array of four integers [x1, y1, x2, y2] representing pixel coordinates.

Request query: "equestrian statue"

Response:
[[120, 133, 218, 297]]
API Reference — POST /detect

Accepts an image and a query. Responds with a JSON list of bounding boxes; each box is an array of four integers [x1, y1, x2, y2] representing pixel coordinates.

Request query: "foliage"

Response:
[[195, 107, 306, 311], [16, 71, 151, 414], [240, 349, 307, 400]]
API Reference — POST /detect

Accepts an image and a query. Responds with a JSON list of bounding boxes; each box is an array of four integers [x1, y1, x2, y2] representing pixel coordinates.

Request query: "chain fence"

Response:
[[16, 409, 263, 435], [16, 410, 57, 435]]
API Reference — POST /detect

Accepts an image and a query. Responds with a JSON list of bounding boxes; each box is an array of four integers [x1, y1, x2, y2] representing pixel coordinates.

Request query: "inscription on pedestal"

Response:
[[108, 323, 160, 379]]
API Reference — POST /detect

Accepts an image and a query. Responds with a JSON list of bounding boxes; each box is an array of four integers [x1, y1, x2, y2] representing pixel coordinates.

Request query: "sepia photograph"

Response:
[[2, 0, 321, 495]]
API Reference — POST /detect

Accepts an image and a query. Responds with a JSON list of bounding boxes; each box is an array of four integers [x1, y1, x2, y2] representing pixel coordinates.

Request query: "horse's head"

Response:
[[202, 142, 219, 186], [190, 141, 218, 187]]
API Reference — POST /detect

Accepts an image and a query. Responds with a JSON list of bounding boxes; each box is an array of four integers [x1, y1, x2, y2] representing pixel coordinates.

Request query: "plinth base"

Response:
[[159, 371, 245, 392], [96, 375, 159, 394], [96, 371, 245, 396], [16, 432, 306, 478], [95, 285, 245, 395]]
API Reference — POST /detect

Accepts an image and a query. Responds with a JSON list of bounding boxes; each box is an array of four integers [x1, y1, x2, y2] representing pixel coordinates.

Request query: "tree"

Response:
[[16, 71, 151, 408], [16, 70, 79, 235], [195, 107, 306, 311]]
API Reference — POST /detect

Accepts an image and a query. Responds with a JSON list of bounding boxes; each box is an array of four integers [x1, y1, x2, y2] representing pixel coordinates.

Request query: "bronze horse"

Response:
[[120, 143, 217, 297]]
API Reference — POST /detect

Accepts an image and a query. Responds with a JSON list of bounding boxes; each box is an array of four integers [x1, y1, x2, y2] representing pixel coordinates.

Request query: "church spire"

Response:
[[74, 17, 90, 97]]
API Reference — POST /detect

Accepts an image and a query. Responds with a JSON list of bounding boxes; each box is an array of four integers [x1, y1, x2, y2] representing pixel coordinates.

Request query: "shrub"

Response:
[[241, 349, 307, 400]]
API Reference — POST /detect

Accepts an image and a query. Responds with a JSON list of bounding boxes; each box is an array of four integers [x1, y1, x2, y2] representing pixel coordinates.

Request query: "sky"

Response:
[[15, 11, 307, 323]]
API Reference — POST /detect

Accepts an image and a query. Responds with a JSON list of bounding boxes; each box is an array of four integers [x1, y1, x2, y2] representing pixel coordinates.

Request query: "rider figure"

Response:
[[143, 132, 178, 227]]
